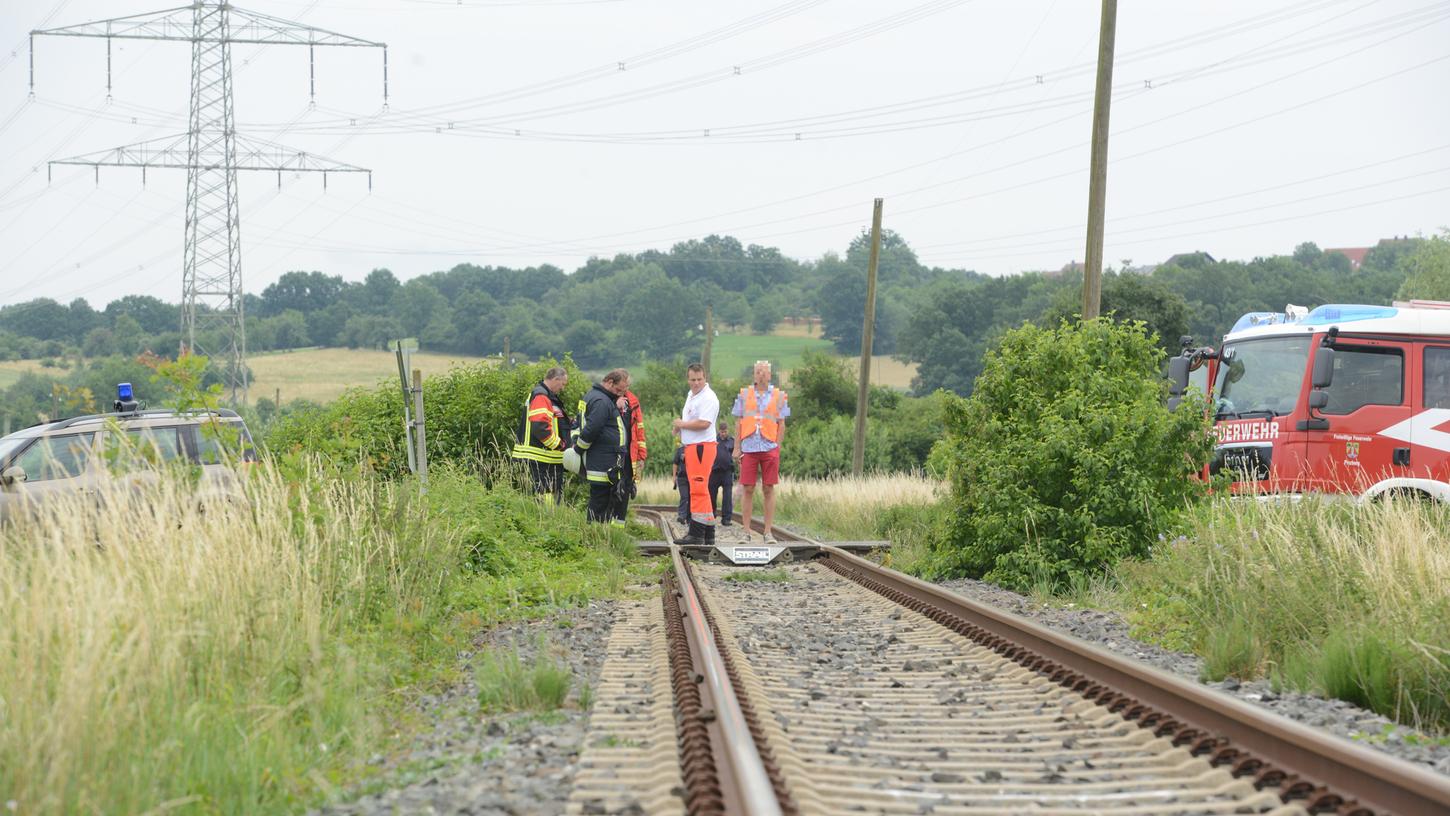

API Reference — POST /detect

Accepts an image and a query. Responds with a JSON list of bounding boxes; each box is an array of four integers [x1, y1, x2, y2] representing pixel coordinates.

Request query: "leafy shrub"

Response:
[[926, 318, 1213, 590], [266, 359, 586, 476]]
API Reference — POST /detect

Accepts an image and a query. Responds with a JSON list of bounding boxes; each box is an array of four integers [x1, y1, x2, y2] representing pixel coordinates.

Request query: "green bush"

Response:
[[926, 318, 1213, 590], [266, 359, 586, 476]]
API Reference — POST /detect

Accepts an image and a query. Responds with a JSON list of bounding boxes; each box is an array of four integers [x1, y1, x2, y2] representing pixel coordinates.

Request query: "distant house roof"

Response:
[[1325, 247, 1371, 269], [1163, 251, 1216, 268]]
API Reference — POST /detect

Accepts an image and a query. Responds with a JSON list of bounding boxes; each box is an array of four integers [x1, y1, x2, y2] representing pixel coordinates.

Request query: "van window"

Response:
[[126, 427, 185, 463], [1323, 346, 1403, 415], [1425, 347, 1450, 408], [191, 422, 257, 465], [9, 433, 95, 481]]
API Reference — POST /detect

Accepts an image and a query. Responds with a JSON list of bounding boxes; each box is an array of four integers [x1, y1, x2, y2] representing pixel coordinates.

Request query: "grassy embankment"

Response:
[[0, 463, 650, 815], [1121, 497, 1450, 732]]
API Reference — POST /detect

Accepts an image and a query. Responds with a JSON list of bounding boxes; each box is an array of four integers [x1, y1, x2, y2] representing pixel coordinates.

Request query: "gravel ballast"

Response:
[[933, 576, 1450, 778], [311, 599, 619, 816]]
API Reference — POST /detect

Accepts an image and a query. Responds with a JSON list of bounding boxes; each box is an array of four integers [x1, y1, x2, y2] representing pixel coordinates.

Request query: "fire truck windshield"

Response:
[[1214, 336, 1311, 420]]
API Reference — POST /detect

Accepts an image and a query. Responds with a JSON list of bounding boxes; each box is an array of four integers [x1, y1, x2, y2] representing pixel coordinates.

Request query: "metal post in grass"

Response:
[[412, 368, 428, 492], [393, 338, 418, 475], [852, 198, 884, 476]]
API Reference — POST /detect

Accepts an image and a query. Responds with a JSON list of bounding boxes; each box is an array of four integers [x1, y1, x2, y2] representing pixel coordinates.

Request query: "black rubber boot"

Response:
[[704, 523, 716, 545], [676, 520, 706, 547]]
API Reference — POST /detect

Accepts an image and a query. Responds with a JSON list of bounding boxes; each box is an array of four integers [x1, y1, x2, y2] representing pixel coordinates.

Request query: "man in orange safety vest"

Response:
[[732, 360, 790, 543]]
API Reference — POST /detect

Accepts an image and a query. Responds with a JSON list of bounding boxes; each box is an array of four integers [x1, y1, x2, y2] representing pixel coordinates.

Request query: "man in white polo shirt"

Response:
[[671, 362, 719, 546]]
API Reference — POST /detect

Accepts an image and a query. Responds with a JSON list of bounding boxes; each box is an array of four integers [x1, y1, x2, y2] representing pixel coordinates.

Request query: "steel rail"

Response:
[[644, 509, 784, 816], [811, 542, 1450, 816]]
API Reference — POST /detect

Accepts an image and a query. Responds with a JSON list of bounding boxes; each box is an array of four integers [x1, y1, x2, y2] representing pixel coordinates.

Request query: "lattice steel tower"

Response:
[[31, 3, 387, 402]]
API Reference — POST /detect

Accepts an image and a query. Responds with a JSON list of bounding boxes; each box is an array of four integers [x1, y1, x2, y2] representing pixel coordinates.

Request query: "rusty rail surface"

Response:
[[642, 509, 787, 816]]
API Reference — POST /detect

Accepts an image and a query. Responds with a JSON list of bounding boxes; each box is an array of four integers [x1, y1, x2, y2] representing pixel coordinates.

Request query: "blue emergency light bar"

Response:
[[1300, 304, 1398, 326], [118, 382, 133, 401]]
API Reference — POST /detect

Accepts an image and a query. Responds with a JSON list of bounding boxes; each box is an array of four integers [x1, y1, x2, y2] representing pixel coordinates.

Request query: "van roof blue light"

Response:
[[117, 382, 133, 401], [1300, 305, 1398, 326]]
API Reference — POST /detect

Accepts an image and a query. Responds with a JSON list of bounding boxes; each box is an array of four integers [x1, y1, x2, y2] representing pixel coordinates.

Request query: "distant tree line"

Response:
[[1, 229, 1445, 428]]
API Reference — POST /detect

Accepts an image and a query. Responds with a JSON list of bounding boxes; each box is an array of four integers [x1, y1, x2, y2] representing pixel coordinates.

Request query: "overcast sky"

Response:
[[0, 0, 1447, 308]]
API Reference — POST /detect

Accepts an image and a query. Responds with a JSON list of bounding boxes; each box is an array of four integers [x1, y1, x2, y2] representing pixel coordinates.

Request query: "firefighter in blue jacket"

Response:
[[573, 368, 631, 523]]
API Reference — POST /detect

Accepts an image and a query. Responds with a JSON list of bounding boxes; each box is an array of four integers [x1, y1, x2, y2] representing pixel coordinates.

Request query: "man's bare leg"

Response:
[[740, 484, 755, 536], [762, 483, 776, 538]]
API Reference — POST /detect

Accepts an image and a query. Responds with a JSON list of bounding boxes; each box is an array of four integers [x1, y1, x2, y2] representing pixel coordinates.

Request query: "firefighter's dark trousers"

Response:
[[675, 472, 689, 522], [587, 481, 619, 523], [612, 464, 637, 523], [527, 460, 563, 505], [709, 470, 733, 524]]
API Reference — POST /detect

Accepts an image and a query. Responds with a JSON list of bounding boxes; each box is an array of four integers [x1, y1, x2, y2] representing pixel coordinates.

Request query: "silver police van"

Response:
[[0, 383, 256, 523]]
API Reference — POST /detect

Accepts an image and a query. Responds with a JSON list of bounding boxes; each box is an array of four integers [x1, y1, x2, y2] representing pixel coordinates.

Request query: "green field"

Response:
[[708, 326, 917, 389], [709, 332, 833, 381]]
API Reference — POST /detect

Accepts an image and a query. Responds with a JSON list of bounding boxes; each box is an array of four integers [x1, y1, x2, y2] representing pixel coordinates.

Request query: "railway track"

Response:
[[570, 508, 1450, 816]]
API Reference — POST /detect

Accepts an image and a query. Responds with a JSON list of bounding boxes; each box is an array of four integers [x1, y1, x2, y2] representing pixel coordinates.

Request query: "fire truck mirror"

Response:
[[1312, 347, 1336, 389], [1167, 357, 1190, 396], [1308, 390, 1329, 410]]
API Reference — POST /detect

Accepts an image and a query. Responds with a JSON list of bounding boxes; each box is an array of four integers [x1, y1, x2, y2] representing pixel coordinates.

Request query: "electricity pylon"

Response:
[[31, 3, 387, 403]]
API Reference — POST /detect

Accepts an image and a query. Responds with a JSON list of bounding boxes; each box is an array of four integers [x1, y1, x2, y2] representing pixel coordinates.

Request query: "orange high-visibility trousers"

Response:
[[684, 441, 717, 525]]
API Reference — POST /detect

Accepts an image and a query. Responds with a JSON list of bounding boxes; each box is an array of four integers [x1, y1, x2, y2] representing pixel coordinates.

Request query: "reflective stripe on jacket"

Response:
[[738, 386, 787, 443], [511, 383, 568, 464]]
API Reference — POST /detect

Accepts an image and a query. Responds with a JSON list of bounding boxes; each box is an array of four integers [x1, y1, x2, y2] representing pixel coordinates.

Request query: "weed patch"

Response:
[[475, 641, 573, 713], [1120, 497, 1450, 732]]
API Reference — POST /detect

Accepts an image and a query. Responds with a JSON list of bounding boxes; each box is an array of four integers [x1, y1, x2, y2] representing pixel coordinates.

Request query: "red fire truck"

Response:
[[1169, 301, 1450, 500]]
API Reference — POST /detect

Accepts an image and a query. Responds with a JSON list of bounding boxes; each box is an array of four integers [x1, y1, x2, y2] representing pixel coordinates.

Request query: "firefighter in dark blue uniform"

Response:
[[510, 366, 571, 504], [573, 368, 631, 524]]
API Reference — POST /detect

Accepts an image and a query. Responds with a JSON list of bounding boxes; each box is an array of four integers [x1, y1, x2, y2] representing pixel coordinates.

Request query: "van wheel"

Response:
[[1374, 487, 1434, 503]]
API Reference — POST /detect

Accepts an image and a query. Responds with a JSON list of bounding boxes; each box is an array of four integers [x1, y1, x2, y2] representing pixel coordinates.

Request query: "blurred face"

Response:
[[753, 363, 771, 387], [687, 369, 705, 394], [606, 377, 629, 396], [545, 374, 567, 394]]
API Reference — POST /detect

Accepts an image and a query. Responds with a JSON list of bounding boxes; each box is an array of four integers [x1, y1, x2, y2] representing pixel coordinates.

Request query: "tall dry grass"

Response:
[[1122, 496, 1450, 731], [0, 465, 450, 814], [635, 472, 941, 540]]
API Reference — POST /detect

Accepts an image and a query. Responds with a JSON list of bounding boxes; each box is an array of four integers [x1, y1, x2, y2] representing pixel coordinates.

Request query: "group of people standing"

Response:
[[510, 360, 790, 544]]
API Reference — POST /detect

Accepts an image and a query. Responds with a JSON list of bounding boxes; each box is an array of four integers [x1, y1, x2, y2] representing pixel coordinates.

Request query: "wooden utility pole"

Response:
[[702, 304, 714, 378], [1081, 0, 1118, 320], [852, 198, 884, 476], [502, 335, 511, 368]]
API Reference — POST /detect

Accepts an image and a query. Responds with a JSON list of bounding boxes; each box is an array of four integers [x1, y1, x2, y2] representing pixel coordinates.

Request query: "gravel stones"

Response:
[[310, 600, 619, 816], [934, 576, 1450, 778], [694, 562, 1288, 813]]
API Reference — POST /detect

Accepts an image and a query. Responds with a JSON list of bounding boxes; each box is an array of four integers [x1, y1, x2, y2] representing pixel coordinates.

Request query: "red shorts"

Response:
[[739, 448, 780, 486]]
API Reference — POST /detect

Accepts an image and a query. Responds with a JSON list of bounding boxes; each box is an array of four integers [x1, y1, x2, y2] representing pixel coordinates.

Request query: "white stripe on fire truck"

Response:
[[1377, 408, 1450, 453]]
